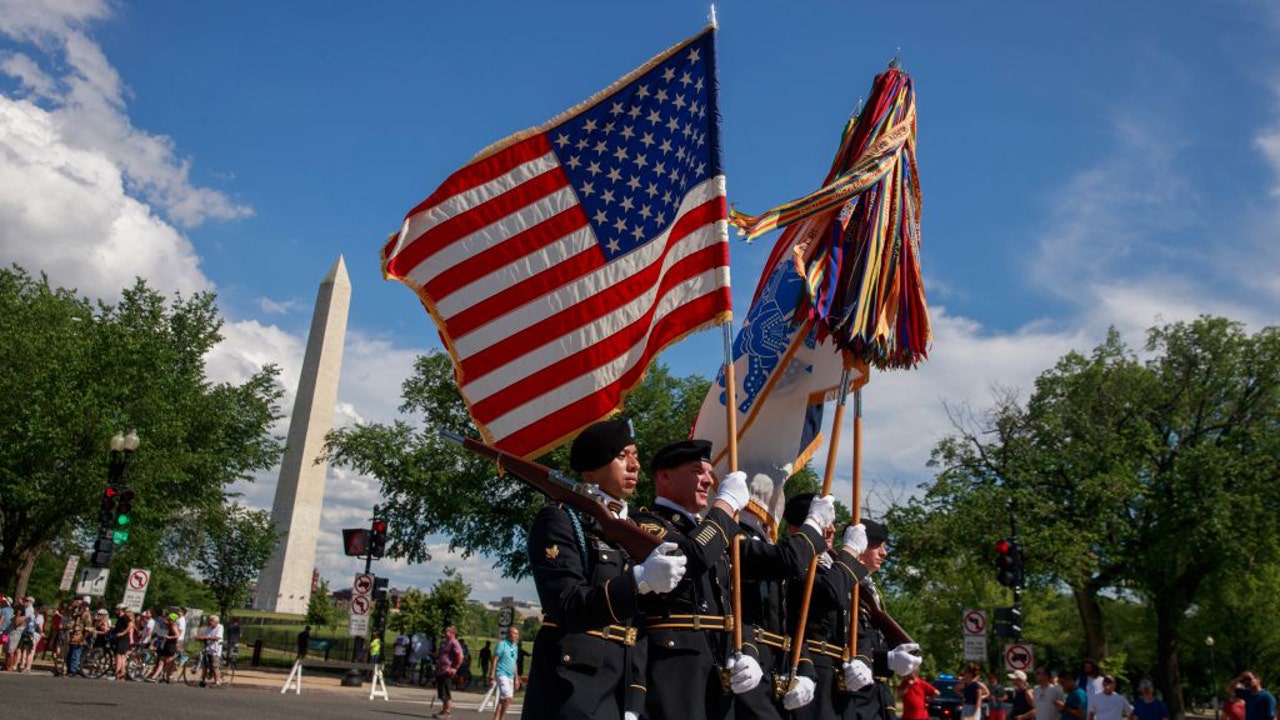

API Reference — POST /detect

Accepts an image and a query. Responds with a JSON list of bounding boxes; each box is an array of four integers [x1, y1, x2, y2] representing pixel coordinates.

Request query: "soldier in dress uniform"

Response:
[[634, 440, 837, 720], [735, 474, 838, 720], [524, 418, 688, 720], [783, 493, 873, 720], [631, 439, 756, 720], [844, 519, 922, 720]]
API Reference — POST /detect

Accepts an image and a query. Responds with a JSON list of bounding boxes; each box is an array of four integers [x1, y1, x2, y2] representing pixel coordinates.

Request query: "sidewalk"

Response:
[[221, 664, 517, 710]]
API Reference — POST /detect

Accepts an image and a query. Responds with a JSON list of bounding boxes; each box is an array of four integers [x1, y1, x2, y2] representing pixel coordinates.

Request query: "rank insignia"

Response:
[[639, 523, 667, 539], [545, 544, 560, 560]]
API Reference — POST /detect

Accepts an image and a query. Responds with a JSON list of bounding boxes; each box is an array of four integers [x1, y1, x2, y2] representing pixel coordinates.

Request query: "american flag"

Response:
[[382, 27, 730, 459]]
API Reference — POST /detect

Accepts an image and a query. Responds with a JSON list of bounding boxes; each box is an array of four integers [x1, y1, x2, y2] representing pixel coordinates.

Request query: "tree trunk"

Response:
[[1073, 584, 1108, 661], [1155, 599, 1186, 720], [11, 548, 39, 599]]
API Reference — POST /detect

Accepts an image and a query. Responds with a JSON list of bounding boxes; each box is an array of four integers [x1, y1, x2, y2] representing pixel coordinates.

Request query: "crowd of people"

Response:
[[0, 594, 234, 686], [899, 661, 1277, 720]]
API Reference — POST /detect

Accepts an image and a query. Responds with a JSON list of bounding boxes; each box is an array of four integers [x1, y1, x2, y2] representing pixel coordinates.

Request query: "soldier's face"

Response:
[[658, 460, 714, 513], [858, 543, 888, 573], [593, 444, 640, 500]]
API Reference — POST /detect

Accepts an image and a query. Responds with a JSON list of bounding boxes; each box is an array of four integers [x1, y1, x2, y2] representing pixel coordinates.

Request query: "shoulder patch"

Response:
[[545, 544, 560, 560], [639, 522, 668, 539]]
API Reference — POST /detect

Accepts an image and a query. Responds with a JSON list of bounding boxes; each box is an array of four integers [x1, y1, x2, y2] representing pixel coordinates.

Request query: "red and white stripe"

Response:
[[383, 133, 730, 458]]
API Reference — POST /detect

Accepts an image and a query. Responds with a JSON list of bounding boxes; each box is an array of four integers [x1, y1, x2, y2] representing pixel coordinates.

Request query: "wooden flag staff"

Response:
[[785, 367, 853, 688], [722, 323, 744, 655]]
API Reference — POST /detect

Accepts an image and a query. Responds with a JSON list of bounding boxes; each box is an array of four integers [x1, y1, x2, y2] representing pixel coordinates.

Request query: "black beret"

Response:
[[649, 439, 712, 474], [783, 493, 815, 528], [569, 418, 635, 472], [864, 518, 889, 547]]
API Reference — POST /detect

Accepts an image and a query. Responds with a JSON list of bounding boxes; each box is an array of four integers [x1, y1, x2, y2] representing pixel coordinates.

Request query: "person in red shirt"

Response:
[[900, 670, 941, 720]]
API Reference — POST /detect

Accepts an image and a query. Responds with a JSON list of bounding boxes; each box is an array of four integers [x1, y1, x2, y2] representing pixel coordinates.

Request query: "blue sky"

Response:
[[2, 0, 1278, 604]]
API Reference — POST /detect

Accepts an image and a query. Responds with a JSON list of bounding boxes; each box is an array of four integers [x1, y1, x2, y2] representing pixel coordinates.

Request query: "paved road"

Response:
[[0, 667, 521, 720]]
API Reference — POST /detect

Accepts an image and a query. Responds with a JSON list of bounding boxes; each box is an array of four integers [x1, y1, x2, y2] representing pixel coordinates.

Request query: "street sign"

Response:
[[1004, 643, 1035, 672], [349, 612, 369, 637], [964, 635, 988, 661], [350, 595, 371, 615], [59, 556, 80, 592], [121, 568, 151, 612], [963, 609, 987, 636], [353, 573, 374, 597], [498, 605, 515, 631], [75, 566, 110, 597]]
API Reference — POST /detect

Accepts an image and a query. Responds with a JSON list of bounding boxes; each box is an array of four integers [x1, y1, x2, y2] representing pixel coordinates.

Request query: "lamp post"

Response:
[[1206, 635, 1218, 720], [108, 429, 140, 484]]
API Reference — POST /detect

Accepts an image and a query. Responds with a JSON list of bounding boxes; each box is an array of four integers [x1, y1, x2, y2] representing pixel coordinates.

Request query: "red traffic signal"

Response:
[[370, 518, 388, 559], [994, 538, 1022, 588]]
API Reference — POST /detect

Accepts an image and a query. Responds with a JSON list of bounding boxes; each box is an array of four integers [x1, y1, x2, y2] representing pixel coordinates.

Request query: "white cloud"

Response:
[[256, 297, 307, 316]]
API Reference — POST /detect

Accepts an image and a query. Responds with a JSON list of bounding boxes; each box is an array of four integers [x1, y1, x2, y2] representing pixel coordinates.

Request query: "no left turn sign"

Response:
[[963, 609, 987, 636], [128, 569, 151, 591], [351, 595, 371, 615]]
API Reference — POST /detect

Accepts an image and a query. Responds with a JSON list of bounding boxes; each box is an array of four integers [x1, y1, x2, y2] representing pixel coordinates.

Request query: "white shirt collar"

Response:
[[594, 487, 628, 519]]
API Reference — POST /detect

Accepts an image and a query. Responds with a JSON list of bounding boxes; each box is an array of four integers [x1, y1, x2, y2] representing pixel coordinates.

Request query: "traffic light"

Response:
[[994, 538, 1022, 588], [91, 530, 115, 567], [342, 528, 370, 557], [112, 487, 134, 545], [372, 576, 389, 602], [994, 605, 1023, 639], [99, 486, 120, 524], [370, 518, 388, 559]]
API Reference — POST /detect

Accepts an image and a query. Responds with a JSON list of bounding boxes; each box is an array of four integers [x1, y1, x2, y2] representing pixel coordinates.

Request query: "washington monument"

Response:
[[255, 256, 351, 614]]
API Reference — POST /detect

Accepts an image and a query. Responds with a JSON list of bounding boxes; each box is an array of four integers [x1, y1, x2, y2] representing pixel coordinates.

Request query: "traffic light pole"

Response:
[[1007, 499, 1021, 608]]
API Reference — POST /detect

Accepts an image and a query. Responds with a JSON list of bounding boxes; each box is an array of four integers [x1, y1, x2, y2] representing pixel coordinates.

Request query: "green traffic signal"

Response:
[[112, 529, 129, 544]]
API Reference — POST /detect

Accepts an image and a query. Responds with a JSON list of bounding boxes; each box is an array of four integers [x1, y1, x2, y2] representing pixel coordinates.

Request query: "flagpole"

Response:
[[846, 383, 864, 661], [786, 366, 852, 687], [722, 322, 744, 654]]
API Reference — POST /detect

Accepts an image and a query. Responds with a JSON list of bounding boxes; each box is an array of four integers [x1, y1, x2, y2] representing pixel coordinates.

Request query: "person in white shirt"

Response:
[[1088, 676, 1133, 720], [1033, 667, 1065, 720], [195, 614, 224, 687]]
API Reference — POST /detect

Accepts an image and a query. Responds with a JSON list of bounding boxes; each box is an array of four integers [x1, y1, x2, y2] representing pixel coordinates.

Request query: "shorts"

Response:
[[496, 675, 515, 700], [115, 637, 130, 654], [963, 705, 981, 720], [436, 674, 453, 701], [160, 639, 177, 658], [203, 651, 221, 669]]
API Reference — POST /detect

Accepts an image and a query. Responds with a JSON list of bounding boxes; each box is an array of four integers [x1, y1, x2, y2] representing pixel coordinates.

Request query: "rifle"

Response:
[[439, 430, 662, 562], [858, 593, 915, 649]]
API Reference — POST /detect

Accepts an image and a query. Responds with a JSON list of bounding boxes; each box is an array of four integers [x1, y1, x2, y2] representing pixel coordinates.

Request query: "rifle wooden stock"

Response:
[[445, 432, 662, 562], [859, 594, 915, 649]]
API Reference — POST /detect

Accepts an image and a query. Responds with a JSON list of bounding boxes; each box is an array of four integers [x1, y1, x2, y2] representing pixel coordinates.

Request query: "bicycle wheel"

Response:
[[182, 655, 203, 687], [80, 647, 107, 678], [221, 657, 235, 687], [126, 648, 153, 681]]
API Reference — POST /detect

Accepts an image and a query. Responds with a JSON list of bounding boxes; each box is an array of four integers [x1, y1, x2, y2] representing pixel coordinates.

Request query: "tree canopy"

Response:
[[192, 503, 277, 618], [0, 265, 283, 599], [885, 316, 1280, 717]]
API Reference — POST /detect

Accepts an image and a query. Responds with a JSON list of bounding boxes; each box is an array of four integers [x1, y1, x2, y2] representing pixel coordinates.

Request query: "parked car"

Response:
[[928, 675, 963, 720]]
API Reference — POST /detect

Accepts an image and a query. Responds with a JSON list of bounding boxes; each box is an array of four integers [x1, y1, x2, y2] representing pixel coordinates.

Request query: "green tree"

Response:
[[325, 351, 709, 578], [0, 266, 283, 597], [886, 317, 1280, 719], [421, 568, 471, 641], [306, 578, 340, 630], [192, 503, 278, 618]]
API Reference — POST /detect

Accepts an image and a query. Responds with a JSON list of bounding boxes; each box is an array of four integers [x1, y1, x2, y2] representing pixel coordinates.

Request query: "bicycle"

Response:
[[79, 643, 113, 679], [180, 648, 235, 687], [125, 643, 156, 681]]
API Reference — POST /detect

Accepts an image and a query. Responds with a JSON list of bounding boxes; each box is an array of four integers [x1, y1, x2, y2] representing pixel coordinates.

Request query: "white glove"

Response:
[[625, 713, 639, 720], [887, 643, 922, 676], [633, 542, 686, 594], [726, 653, 763, 693], [783, 675, 816, 710], [804, 495, 836, 533], [715, 471, 750, 513], [843, 658, 875, 690], [843, 523, 868, 555]]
